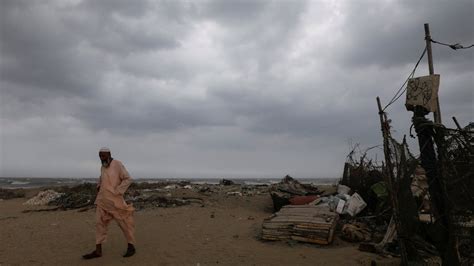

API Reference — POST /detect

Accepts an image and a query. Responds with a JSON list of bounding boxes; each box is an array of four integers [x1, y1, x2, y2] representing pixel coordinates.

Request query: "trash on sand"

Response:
[[269, 175, 322, 211], [308, 197, 323, 206], [49, 183, 98, 209], [346, 193, 367, 217], [368, 181, 389, 214], [24, 190, 64, 206], [337, 184, 351, 195], [132, 195, 204, 209], [226, 191, 243, 196], [336, 199, 346, 214], [341, 222, 372, 242], [289, 195, 319, 205], [164, 185, 178, 190], [262, 205, 339, 245], [220, 179, 235, 186]]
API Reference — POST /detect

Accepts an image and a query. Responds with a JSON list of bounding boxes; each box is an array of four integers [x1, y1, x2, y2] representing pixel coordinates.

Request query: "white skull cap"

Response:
[[99, 147, 111, 153]]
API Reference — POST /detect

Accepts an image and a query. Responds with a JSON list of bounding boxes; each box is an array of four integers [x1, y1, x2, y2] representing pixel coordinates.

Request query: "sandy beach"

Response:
[[0, 185, 400, 266]]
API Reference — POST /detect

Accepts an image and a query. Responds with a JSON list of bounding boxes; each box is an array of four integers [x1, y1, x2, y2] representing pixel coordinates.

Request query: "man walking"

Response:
[[83, 147, 136, 259]]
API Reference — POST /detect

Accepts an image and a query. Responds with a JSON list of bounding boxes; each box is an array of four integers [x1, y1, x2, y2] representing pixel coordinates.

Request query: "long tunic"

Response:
[[95, 159, 134, 214]]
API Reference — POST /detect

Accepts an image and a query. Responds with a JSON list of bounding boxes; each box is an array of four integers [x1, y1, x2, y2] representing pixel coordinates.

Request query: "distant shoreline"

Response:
[[0, 176, 339, 189]]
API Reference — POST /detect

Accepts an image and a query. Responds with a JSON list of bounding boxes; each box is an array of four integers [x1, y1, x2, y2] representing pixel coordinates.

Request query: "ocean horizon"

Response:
[[0, 176, 339, 189]]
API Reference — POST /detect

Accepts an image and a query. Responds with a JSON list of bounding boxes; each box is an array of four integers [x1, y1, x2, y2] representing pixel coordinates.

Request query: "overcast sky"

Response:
[[1, 0, 473, 179]]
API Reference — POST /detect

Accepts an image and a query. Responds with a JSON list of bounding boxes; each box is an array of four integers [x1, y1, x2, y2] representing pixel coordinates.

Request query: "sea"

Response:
[[0, 177, 338, 189]]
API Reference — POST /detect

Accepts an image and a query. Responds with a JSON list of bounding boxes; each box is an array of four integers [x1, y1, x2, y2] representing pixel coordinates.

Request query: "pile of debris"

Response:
[[262, 205, 339, 245], [219, 179, 235, 186], [24, 190, 64, 206], [269, 175, 322, 211], [318, 185, 367, 217], [131, 194, 203, 210], [340, 145, 386, 212], [263, 175, 375, 246], [19, 180, 267, 211], [49, 183, 98, 209]]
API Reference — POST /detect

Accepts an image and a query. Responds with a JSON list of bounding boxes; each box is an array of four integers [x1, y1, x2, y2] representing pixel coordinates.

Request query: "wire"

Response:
[[382, 46, 427, 111], [431, 39, 474, 50]]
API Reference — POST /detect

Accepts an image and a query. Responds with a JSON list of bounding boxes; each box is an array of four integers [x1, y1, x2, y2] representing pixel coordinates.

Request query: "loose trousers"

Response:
[[95, 205, 135, 245]]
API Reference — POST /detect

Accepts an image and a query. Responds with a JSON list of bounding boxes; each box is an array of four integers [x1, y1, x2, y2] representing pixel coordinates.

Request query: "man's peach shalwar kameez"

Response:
[[95, 159, 135, 245]]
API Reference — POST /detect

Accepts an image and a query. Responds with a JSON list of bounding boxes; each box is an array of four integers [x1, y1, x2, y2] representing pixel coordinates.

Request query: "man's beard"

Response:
[[101, 158, 112, 167]]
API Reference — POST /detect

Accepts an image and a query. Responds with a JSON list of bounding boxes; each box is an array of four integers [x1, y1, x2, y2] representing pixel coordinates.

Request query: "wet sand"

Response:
[[0, 187, 399, 266]]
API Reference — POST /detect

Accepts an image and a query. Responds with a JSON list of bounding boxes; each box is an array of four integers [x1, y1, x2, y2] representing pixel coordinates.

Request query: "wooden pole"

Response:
[[424, 23, 442, 124], [376, 97, 409, 265]]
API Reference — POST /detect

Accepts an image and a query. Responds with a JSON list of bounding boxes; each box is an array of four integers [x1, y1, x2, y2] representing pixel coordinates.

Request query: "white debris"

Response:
[[23, 190, 64, 206], [183, 185, 193, 189], [164, 185, 178, 190], [346, 193, 367, 216], [336, 199, 346, 214], [226, 191, 242, 196], [337, 184, 351, 195]]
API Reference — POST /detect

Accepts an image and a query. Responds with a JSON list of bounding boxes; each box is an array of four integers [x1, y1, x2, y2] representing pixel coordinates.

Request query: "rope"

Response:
[[431, 39, 474, 50], [382, 46, 427, 111]]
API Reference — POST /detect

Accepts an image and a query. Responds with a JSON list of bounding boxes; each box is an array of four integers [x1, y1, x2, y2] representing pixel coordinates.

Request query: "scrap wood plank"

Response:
[[283, 205, 333, 211], [277, 206, 335, 216], [275, 212, 333, 218], [271, 217, 334, 224], [291, 236, 329, 245], [269, 218, 330, 224], [262, 231, 289, 235], [294, 224, 332, 230], [261, 205, 339, 245], [292, 232, 329, 239], [293, 228, 330, 234], [270, 217, 333, 224]]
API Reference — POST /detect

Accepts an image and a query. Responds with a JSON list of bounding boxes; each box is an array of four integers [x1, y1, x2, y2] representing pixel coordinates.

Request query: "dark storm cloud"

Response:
[[209, 82, 379, 142], [201, 0, 268, 24], [1, 0, 472, 178], [336, 0, 474, 68], [0, 0, 107, 98], [214, 0, 308, 71], [63, 3, 182, 55], [78, 0, 151, 17], [76, 97, 233, 135]]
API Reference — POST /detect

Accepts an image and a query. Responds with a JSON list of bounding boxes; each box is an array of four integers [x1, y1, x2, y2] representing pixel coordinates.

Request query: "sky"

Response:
[[0, 0, 473, 179]]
